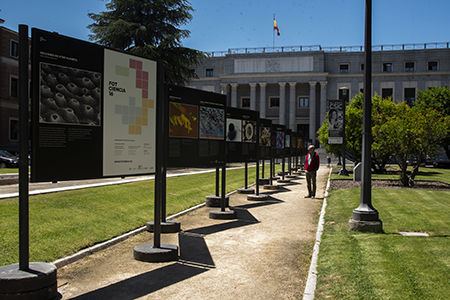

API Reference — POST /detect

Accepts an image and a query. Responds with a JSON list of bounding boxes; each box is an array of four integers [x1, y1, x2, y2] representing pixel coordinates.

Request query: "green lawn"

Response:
[[0, 168, 19, 174], [0, 164, 284, 267], [316, 168, 450, 299]]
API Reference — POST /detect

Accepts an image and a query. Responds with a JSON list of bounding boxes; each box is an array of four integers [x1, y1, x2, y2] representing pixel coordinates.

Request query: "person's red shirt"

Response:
[[305, 152, 320, 172]]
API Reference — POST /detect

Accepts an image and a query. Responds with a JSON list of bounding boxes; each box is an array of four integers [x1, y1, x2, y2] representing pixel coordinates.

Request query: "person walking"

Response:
[[305, 145, 319, 198]]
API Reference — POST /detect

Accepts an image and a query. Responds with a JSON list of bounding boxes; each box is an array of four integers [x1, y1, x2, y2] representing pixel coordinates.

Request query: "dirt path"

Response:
[[57, 168, 329, 300]]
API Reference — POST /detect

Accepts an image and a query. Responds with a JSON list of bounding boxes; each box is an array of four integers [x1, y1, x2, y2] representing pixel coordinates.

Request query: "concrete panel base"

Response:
[[258, 178, 270, 185], [133, 244, 178, 262], [237, 188, 255, 194], [205, 195, 229, 207], [209, 210, 237, 220], [247, 194, 269, 201], [0, 262, 57, 300], [263, 185, 280, 190]]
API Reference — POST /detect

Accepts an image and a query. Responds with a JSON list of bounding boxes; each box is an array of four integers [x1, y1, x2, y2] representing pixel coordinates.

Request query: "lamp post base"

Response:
[[349, 219, 383, 233], [338, 168, 349, 176]]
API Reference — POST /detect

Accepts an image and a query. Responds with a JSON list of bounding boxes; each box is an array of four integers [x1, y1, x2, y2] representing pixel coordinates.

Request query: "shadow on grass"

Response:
[[415, 170, 444, 176]]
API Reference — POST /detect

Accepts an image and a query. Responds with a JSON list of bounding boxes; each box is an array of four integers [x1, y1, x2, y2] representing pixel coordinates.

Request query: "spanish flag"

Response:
[[273, 17, 280, 36]]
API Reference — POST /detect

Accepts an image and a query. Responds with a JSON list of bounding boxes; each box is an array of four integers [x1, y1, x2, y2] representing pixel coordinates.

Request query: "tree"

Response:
[[87, 0, 207, 85], [373, 102, 450, 186], [414, 85, 450, 160]]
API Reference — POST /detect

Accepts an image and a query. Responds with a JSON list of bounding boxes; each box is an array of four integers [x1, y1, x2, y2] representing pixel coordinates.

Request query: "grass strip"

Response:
[[0, 168, 20, 174], [315, 168, 450, 300]]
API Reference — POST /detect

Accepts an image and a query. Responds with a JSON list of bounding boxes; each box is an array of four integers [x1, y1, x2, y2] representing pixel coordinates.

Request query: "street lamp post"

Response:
[[349, 0, 382, 232]]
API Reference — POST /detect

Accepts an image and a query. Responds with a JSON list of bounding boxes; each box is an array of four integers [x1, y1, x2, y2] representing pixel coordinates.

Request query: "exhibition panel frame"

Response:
[[259, 118, 272, 160], [31, 28, 159, 182]]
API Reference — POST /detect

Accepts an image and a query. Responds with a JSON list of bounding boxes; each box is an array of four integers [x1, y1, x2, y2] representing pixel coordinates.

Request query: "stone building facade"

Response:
[[189, 44, 450, 146]]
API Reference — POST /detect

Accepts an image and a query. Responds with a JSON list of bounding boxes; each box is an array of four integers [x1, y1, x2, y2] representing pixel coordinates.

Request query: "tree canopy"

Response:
[[414, 85, 450, 160], [87, 0, 206, 85]]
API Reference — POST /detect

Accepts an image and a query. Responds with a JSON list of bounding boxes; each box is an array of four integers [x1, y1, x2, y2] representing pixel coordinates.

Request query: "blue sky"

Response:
[[1, 0, 449, 52]]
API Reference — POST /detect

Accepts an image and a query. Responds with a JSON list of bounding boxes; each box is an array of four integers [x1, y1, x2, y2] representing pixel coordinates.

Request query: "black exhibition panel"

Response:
[[271, 124, 286, 159], [167, 84, 226, 168], [259, 118, 272, 160], [226, 107, 258, 163]]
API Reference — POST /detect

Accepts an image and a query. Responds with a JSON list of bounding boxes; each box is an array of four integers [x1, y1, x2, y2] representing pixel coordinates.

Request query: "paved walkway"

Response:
[[55, 167, 329, 300]]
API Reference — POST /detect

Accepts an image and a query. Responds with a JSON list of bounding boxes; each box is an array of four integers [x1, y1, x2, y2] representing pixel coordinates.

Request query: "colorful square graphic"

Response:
[[113, 58, 155, 135]]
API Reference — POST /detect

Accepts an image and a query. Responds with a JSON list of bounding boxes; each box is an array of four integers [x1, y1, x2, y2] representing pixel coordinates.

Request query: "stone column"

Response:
[[279, 82, 286, 125], [230, 83, 238, 108], [259, 83, 267, 118], [289, 82, 297, 131], [220, 83, 229, 95], [320, 81, 328, 126], [309, 81, 317, 143], [249, 83, 257, 110], [220, 83, 229, 106]]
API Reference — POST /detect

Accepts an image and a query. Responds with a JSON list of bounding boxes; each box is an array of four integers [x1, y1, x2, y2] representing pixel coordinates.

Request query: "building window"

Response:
[[205, 68, 214, 77], [405, 62, 415, 72], [360, 64, 364, 73], [383, 63, 393, 72], [339, 64, 349, 74], [404, 88, 415, 106], [241, 97, 250, 108], [10, 119, 19, 140], [382, 88, 393, 100], [10, 77, 19, 98], [428, 61, 438, 71], [10, 40, 19, 58], [298, 97, 309, 108], [269, 97, 280, 108]]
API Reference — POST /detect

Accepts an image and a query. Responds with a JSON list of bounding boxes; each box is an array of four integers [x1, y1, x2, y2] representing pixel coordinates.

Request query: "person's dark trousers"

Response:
[[305, 170, 317, 197]]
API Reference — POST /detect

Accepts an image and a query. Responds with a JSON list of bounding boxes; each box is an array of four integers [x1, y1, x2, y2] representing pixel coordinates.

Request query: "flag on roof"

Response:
[[273, 17, 280, 36]]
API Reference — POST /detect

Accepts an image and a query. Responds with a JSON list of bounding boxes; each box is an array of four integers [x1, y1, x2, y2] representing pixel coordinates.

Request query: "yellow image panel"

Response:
[[142, 117, 148, 126], [142, 99, 155, 109], [136, 116, 142, 125], [142, 107, 148, 117], [135, 126, 142, 135]]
